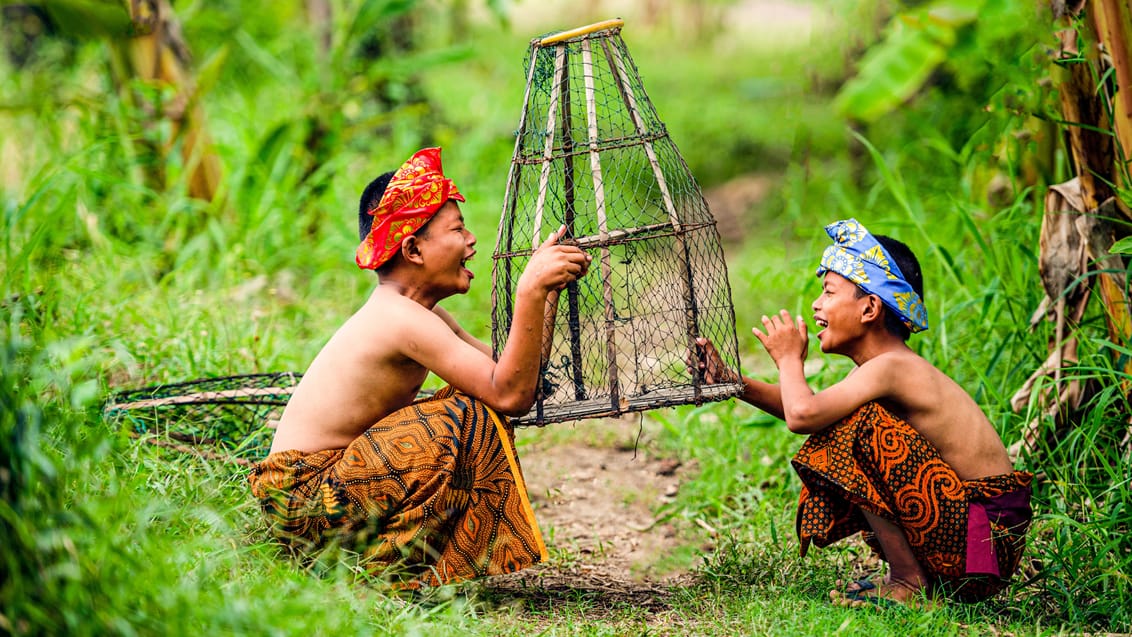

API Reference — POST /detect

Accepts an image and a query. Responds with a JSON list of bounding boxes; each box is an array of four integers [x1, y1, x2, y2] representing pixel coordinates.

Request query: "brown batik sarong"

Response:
[[248, 386, 547, 588], [791, 402, 1032, 602]]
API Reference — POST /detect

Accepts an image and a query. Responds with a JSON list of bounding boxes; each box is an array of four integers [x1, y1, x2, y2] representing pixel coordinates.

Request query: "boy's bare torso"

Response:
[[270, 288, 462, 454], [865, 349, 1014, 481]]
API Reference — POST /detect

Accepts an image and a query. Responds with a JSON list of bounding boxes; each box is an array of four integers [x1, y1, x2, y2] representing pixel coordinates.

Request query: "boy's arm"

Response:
[[434, 289, 564, 361], [540, 289, 561, 362], [694, 337, 784, 419], [739, 377, 784, 420], [757, 310, 894, 433], [404, 227, 590, 415], [433, 306, 493, 357]]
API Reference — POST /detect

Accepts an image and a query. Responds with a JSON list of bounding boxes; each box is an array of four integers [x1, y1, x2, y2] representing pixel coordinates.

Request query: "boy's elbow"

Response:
[[492, 393, 535, 417], [784, 417, 809, 434], [784, 405, 823, 434]]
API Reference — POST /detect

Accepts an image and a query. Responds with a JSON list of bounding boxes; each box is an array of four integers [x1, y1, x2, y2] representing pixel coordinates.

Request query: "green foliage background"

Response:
[[1, 0, 1129, 634]]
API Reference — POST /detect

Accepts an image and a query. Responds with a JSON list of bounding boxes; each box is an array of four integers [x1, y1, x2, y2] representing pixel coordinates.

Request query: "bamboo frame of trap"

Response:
[[491, 19, 744, 426]]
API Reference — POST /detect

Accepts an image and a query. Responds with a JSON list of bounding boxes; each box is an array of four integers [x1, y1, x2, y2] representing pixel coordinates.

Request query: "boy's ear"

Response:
[[400, 235, 425, 265], [860, 294, 884, 325]]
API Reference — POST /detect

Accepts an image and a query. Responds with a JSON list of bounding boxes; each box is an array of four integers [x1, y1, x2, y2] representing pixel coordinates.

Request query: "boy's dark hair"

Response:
[[358, 171, 395, 242], [854, 235, 924, 342]]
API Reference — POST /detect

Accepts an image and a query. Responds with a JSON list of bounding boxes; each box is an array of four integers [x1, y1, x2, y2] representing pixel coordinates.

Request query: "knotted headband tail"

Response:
[[816, 218, 928, 333], [356, 147, 465, 270]]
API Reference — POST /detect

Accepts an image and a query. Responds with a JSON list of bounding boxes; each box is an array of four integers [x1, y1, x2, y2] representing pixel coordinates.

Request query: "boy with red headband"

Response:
[[698, 219, 1031, 607], [249, 147, 591, 587]]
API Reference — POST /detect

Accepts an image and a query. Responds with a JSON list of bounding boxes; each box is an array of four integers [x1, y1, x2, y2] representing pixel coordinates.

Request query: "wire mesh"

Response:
[[104, 373, 442, 463], [492, 22, 744, 425], [103, 372, 302, 463]]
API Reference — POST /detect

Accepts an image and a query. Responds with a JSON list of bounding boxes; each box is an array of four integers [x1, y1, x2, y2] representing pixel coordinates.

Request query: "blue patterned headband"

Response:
[[816, 218, 928, 333]]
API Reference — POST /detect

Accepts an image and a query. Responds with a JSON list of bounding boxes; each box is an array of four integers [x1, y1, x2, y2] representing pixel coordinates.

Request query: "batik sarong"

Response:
[[248, 386, 547, 588], [791, 402, 1032, 602]]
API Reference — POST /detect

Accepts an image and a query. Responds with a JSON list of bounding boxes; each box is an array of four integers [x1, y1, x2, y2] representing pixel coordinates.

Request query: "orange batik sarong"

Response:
[[791, 402, 1032, 602], [248, 386, 547, 588]]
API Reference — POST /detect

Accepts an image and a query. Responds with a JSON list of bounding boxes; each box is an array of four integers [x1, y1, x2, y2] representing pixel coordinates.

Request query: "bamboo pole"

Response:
[[493, 44, 542, 356], [582, 39, 622, 412], [1094, 0, 1132, 182], [1054, 15, 1114, 212], [602, 39, 680, 231], [531, 45, 567, 250], [1086, 0, 1132, 353], [124, 0, 221, 202], [555, 49, 588, 401]]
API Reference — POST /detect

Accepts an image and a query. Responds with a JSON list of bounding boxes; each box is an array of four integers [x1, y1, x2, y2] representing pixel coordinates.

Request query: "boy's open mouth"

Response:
[[461, 253, 474, 279], [814, 317, 828, 330]]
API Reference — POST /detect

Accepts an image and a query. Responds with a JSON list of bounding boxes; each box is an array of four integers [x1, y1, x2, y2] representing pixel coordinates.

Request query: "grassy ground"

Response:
[[2, 1, 1130, 635]]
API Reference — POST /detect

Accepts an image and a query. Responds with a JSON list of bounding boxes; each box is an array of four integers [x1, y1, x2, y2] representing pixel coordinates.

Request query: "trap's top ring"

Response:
[[538, 18, 624, 46]]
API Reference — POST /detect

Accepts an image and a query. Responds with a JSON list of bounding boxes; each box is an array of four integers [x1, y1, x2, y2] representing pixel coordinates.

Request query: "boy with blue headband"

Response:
[[698, 219, 1031, 607]]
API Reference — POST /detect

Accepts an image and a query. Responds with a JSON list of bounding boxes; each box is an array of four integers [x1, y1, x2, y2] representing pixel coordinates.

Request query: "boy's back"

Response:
[[855, 349, 1013, 480], [270, 287, 453, 454]]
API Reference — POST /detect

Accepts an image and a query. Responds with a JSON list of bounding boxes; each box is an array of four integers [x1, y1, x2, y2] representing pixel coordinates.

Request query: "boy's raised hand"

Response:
[[753, 309, 808, 368], [518, 225, 592, 295]]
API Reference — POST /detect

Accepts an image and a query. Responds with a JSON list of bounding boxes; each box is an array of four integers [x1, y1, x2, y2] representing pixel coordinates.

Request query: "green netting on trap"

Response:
[[103, 372, 302, 464], [492, 21, 744, 426]]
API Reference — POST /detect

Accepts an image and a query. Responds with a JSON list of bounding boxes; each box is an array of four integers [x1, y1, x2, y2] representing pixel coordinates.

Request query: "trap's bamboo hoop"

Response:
[[105, 386, 296, 411], [538, 18, 625, 46], [104, 372, 303, 464]]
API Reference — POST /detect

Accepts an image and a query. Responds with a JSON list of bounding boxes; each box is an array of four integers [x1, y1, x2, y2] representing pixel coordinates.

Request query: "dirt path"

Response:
[[481, 419, 704, 614]]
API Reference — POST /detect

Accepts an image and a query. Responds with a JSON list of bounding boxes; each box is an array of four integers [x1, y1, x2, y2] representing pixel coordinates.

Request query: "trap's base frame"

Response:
[[523, 383, 742, 424]]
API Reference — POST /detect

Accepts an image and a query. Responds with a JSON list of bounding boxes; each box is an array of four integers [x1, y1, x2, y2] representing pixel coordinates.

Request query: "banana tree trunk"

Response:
[[39, 0, 222, 202], [1013, 1, 1132, 459], [122, 0, 221, 202]]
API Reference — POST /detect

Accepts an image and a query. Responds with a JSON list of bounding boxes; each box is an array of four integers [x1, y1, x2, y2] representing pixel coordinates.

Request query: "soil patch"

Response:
[[480, 419, 704, 616]]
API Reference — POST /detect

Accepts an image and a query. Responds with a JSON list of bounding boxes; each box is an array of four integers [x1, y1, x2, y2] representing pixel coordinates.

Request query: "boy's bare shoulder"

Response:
[[855, 348, 933, 378], [869, 348, 990, 423], [338, 289, 450, 352], [850, 348, 952, 406], [360, 287, 442, 322]]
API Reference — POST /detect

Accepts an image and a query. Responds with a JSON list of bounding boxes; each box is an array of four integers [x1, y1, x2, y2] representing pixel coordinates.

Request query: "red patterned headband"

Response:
[[355, 147, 464, 270]]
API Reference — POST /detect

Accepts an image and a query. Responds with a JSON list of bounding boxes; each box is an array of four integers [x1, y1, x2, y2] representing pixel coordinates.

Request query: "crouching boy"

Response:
[[248, 148, 590, 588], [699, 218, 1032, 605]]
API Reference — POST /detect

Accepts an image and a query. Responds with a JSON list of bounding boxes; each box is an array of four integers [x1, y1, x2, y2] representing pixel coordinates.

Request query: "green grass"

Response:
[[2, 1, 1131, 635]]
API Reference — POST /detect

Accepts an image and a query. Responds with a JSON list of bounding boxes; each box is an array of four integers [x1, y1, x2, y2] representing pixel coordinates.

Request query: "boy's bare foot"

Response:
[[834, 576, 879, 596], [829, 578, 934, 610]]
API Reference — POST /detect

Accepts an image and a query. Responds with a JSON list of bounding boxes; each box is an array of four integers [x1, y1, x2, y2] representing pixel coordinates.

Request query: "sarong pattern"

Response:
[[248, 386, 546, 587], [791, 402, 1032, 602]]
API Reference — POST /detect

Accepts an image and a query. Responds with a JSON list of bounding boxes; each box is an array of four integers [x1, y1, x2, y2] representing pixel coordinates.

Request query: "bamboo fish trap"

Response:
[[491, 19, 744, 426]]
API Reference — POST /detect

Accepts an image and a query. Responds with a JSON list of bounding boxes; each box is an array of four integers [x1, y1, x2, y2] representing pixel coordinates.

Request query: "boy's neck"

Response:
[[843, 331, 912, 367], [375, 271, 446, 309]]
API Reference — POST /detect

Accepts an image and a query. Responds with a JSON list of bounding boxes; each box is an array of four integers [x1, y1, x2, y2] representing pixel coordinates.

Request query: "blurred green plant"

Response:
[[0, 307, 109, 634]]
